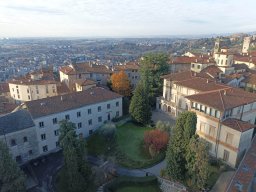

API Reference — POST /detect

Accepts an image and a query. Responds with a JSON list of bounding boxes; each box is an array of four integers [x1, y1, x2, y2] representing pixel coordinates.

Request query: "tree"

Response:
[[111, 70, 131, 96], [186, 136, 209, 189], [139, 53, 169, 106], [0, 141, 26, 192], [166, 112, 197, 181], [144, 129, 169, 156], [129, 82, 151, 125], [156, 120, 173, 134], [184, 112, 197, 146], [59, 120, 90, 192]]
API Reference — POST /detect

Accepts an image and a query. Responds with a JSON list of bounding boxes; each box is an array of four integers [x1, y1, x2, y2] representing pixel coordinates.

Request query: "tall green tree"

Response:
[[59, 120, 90, 192], [166, 113, 188, 181], [186, 136, 209, 189], [0, 141, 26, 192], [184, 112, 197, 146], [139, 52, 169, 106], [129, 81, 151, 125]]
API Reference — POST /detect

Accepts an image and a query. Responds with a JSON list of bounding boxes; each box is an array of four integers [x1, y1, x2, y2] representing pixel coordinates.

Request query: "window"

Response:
[[225, 133, 234, 145], [53, 118, 57, 124], [28, 95, 31, 100], [107, 104, 111, 109], [209, 125, 216, 137], [89, 130, 93, 135], [192, 64, 195, 68], [200, 122, 205, 132], [17, 95, 20, 99], [10, 139, 16, 146], [54, 130, 59, 136], [56, 141, 60, 147], [29, 150, 33, 155], [88, 109, 92, 114], [23, 136, 28, 143], [79, 74, 82, 79], [42, 145, 48, 152], [41, 134, 46, 141], [88, 119, 92, 125], [39, 121, 44, 128], [98, 106, 101, 112], [65, 114, 70, 120], [116, 111, 120, 117], [46, 86, 49, 94], [78, 122, 82, 129], [27, 89, 29, 93], [116, 102, 119, 107], [53, 88, 56, 93], [197, 65, 200, 69], [223, 150, 229, 162], [98, 117, 102, 122], [77, 111, 81, 117]]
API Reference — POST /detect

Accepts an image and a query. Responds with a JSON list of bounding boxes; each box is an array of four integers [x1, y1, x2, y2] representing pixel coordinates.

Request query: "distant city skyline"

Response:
[[0, 0, 256, 37]]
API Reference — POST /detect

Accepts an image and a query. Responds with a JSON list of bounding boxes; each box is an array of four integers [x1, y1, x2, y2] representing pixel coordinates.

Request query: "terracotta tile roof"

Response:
[[0, 102, 19, 115], [0, 83, 10, 93], [226, 136, 256, 192], [222, 118, 255, 132], [200, 65, 222, 78], [56, 82, 71, 95], [59, 66, 75, 75], [233, 64, 249, 71], [60, 63, 112, 75], [234, 55, 256, 64], [186, 88, 256, 111], [241, 73, 256, 85], [9, 79, 57, 85], [75, 79, 96, 86], [175, 77, 228, 92], [161, 71, 196, 81], [24, 87, 122, 119]]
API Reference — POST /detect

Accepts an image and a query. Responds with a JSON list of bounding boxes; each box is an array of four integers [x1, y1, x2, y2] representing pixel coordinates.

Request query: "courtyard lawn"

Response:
[[116, 185, 161, 192], [115, 122, 165, 168], [116, 122, 152, 161], [87, 122, 165, 169]]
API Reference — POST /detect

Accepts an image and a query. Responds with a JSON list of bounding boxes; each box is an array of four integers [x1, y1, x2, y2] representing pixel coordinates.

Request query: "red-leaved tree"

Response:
[[144, 130, 169, 155]]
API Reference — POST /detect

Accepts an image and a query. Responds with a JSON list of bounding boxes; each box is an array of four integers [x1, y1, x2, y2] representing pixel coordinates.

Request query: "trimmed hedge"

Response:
[[116, 150, 165, 169], [103, 176, 159, 192]]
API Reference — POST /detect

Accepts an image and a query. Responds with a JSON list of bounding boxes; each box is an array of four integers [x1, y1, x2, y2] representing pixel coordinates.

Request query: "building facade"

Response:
[[22, 87, 122, 156], [0, 110, 39, 164]]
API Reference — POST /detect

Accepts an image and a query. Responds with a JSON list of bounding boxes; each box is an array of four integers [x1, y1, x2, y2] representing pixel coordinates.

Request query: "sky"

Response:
[[0, 0, 256, 37]]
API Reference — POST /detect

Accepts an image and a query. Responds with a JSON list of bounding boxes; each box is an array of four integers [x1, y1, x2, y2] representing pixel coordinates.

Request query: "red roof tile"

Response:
[[186, 88, 256, 111], [226, 136, 256, 192], [222, 118, 255, 132]]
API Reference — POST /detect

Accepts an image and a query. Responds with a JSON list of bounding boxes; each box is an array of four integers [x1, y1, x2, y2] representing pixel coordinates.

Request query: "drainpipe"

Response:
[[239, 105, 244, 121], [215, 112, 223, 160]]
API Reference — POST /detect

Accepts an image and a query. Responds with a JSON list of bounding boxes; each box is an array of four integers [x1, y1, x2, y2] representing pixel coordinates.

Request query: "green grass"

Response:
[[116, 122, 152, 161], [116, 185, 160, 192], [87, 122, 165, 169], [206, 164, 222, 188]]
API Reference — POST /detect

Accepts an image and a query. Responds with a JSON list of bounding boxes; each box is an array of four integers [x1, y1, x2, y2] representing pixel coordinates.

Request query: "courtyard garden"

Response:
[[87, 122, 166, 169]]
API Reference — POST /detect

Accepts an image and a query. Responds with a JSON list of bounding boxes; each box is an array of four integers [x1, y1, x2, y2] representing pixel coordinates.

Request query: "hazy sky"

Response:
[[0, 0, 256, 37]]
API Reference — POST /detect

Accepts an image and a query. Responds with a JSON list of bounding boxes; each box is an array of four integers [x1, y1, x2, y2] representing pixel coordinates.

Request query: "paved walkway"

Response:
[[152, 110, 176, 125], [211, 171, 235, 192]]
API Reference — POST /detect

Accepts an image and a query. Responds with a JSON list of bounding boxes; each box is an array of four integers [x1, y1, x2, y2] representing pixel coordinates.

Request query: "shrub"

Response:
[[98, 122, 116, 140], [144, 129, 169, 155], [156, 120, 173, 134]]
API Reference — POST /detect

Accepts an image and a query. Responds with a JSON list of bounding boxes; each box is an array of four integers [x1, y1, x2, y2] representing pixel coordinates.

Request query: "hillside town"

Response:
[[0, 33, 256, 192]]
